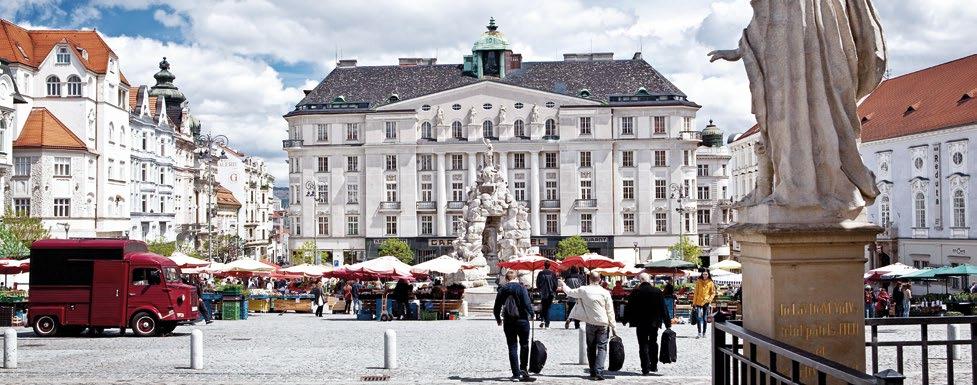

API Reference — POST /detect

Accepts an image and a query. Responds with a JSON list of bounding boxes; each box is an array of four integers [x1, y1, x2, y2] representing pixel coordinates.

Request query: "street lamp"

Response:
[[194, 132, 228, 261], [305, 180, 327, 265], [58, 222, 70, 239], [670, 182, 691, 260]]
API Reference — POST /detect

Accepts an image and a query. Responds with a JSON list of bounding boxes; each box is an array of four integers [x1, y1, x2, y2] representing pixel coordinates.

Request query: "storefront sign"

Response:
[[427, 238, 456, 247]]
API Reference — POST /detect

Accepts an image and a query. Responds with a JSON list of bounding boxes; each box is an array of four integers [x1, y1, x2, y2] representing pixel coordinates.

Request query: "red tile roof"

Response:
[[13, 108, 88, 150], [731, 123, 759, 143], [0, 19, 128, 79], [216, 185, 242, 208], [860, 54, 977, 142]]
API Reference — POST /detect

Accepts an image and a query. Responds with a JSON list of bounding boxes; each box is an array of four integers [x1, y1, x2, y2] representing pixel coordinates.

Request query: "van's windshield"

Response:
[[163, 267, 182, 283]]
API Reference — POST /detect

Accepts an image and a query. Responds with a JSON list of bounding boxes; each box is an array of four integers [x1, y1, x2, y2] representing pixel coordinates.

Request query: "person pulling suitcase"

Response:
[[494, 270, 537, 382], [624, 273, 672, 375]]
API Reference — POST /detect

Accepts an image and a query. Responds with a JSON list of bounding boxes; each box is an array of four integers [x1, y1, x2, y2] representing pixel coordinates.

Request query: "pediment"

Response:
[[376, 80, 601, 112]]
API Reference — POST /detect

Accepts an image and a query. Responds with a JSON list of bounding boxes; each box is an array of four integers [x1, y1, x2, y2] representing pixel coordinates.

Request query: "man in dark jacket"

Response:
[[494, 270, 535, 382], [393, 279, 412, 320], [535, 261, 558, 329], [310, 282, 324, 317], [624, 273, 671, 375]]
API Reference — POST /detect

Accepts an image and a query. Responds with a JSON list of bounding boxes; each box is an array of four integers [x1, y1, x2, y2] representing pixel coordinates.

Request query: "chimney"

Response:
[[507, 52, 522, 71], [632, 52, 642, 61], [337, 59, 357, 68], [398, 57, 437, 67], [563, 52, 614, 61]]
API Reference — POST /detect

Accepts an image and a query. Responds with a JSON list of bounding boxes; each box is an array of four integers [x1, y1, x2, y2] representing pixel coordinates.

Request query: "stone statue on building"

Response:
[[434, 106, 445, 127], [497, 105, 507, 125], [467, 106, 478, 125], [529, 104, 541, 125], [709, 0, 885, 223]]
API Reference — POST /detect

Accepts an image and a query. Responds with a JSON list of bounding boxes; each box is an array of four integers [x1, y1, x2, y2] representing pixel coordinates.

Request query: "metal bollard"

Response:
[[190, 329, 203, 370], [461, 300, 469, 318], [578, 327, 587, 365], [3, 329, 16, 369], [384, 329, 397, 369], [947, 324, 961, 359]]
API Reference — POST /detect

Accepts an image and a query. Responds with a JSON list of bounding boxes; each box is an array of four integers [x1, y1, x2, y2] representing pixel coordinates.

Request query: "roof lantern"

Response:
[[701, 119, 725, 147], [149, 57, 186, 105], [468, 17, 510, 79]]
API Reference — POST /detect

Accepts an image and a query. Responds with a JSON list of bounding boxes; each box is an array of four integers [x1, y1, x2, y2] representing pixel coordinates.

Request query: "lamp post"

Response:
[[194, 133, 228, 261], [58, 223, 70, 239], [305, 180, 327, 265], [670, 182, 690, 260]]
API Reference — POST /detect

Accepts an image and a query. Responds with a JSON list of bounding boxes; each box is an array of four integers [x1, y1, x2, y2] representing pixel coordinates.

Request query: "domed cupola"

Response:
[[149, 57, 186, 105], [468, 18, 510, 78], [701, 119, 725, 147]]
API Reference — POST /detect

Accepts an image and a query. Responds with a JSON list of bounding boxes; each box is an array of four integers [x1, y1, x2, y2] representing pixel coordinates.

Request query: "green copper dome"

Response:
[[472, 18, 509, 51], [701, 120, 725, 147], [149, 57, 186, 105]]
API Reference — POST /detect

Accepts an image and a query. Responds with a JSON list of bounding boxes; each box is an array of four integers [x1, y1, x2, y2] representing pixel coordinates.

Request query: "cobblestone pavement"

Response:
[[0, 313, 969, 384]]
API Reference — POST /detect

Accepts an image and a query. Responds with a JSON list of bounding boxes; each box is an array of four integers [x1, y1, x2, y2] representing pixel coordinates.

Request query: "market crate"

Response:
[[248, 298, 271, 313], [273, 298, 313, 313], [240, 299, 249, 320], [356, 310, 375, 321], [420, 309, 438, 321], [222, 301, 242, 321], [548, 303, 566, 321]]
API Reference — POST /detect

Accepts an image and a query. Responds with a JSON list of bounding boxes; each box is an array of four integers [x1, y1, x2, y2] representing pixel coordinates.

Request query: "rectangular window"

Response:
[[346, 183, 359, 204], [14, 156, 32, 176], [346, 156, 358, 172], [544, 152, 558, 168], [53, 198, 70, 217], [317, 183, 329, 203], [346, 216, 359, 236], [697, 164, 709, 177], [419, 154, 434, 171], [514, 181, 526, 201], [623, 179, 634, 200], [316, 124, 329, 142], [385, 216, 398, 236], [683, 117, 693, 131], [317, 215, 330, 236], [545, 181, 558, 200], [654, 150, 666, 167], [385, 155, 397, 171], [54, 157, 71, 177], [697, 209, 712, 225], [385, 121, 397, 140], [698, 233, 711, 247], [684, 212, 692, 233], [451, 182, 464, 201], [420, 215, 433, 235], [513, 153, 526, 169], [346, 123, 359, 141], [655, 180, 667, 200], [622, 151, 634, 167], [451, 215, 463, 235], [420, 182, 433, 202], [697, 186, 711, 200], [580, 178, 592, 200], [621, 117, 634, 135], [13, 198, 30, 216], [579, 151, 591, 168], [580, 213, 593, 234], [655, 212, 667, 232], [623, 213, 635, 233], [654, 116, 666, 134], [579, 117, 592, 135], [385, 182, 397, 202], [451, 154, 465, 170], [545, 214, 559, 235], [56, 47, 70, 64], [317, 157, 329, 173]]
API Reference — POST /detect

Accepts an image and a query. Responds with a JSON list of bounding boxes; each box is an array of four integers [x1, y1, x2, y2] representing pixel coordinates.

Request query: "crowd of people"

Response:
[[864, 282, 914, 318]]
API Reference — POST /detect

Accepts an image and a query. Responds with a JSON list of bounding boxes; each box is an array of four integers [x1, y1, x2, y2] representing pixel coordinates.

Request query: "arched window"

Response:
[[108, 123, 115, 143], [514, 119, 525, 138], [46, 75, 61, 96], [452, 121, 464, 140], [953, 190, 966, 227], [66, 75, 82, 96], [914, 192, 927, 228], [119, 126, 126, 145], [545, 118, 557, 137], [420, 121, 433, 139], [879, 195, 890, 227], [482, 120, 494, 139]]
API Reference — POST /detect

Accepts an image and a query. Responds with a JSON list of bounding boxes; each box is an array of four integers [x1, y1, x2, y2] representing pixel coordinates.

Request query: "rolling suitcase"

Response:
[[659, 328, 677, 363], [529, 339, 547, 373], [608, 334, 625, 371]]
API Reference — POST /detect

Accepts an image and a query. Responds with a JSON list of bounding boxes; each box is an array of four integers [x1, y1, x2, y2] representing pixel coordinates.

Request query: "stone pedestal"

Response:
[[727, 221, 881, 382]]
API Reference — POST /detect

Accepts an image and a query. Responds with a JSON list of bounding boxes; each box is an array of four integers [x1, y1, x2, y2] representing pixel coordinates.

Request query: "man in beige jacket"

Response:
[[560, 271, 616, 380]]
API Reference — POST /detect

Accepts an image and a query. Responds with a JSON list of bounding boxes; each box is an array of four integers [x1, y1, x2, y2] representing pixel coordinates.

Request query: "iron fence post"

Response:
[[873, 369, 905, 385]]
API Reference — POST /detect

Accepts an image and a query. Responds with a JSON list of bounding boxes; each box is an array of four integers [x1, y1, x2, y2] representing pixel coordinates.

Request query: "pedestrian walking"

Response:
[[692, 270, 716, 338], [892, 283, 904, 318], [311, 282, 325, 317], [342, 281, 353, 314], [494, 270, 535, 382], [195, 276, 213, 324], [876, 287, 890, 317], [662, 278, 676, 321], [563, 267, 583, 330], [351, 279, 363, 314], [624, 273, 671, 376], [535, 261, 558, 329], [864, 285, 876, 318], [393, 279, 411, 320], [561, 271, 616, 381], [900, 283, 912, 317]]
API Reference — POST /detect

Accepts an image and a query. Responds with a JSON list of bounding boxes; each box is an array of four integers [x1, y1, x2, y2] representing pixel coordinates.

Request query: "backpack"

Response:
[[501, 294, 521, 320]]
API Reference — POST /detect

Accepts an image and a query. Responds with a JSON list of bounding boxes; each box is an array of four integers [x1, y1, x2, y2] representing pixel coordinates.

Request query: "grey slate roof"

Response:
[[293, 58, 689, 112]]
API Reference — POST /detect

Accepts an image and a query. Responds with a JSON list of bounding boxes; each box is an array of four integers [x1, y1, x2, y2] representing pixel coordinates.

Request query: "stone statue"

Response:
[[709, 0, 885, 223], [434, 106, 445, 127], [498, 105, 507, 125], [529, 105, 540, 125], [467, 106, 478, 125]]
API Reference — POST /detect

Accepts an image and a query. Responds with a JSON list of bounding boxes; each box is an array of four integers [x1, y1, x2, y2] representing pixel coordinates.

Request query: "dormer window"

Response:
[[387, 94, 399, 103], [78, 47, 89, 61], [578, 89, 591, 98], [905, 102, 920, 115], [960, 89, 976, 103], [56, 47, 70, 64], [635, 87, 650, 96]]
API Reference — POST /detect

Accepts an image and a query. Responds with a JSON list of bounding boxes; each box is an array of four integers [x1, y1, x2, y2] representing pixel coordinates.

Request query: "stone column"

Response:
[[726, 222, 881, 383], [436, 153, 448, 236], [497, 151, 508, 178], [467, 152, 477, 186], [529, 151, 541, 236]]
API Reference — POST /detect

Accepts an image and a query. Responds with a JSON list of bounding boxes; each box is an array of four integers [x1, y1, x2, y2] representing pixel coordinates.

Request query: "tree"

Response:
[[377, 238, 414, 265], [670, 235, 702, 265], [0, 222, 30, 259], [556, 235, 590, 260], [1, 211, 49, 256], [292, 241, 317, 265], [147, 239, 176, 256]]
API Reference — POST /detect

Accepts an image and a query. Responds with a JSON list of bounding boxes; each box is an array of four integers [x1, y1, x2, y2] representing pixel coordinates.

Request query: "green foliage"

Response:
[[669, 235, 702, 266], [200, 234, 244, 263], [147, 240, 176, 257], [378, 238, 414, 265], [0, 222, 30, 259], [1, 210, 49, 258], [556, 235, 589, 260], [292, 241, 317, 265]]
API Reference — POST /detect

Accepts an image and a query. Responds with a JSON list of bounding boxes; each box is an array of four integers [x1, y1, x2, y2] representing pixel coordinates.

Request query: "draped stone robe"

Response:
[[740, 0, 886, 219]]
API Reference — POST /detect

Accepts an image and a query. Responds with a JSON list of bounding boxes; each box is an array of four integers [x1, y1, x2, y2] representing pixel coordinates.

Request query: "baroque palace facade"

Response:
[[284, 19, 731, 265]]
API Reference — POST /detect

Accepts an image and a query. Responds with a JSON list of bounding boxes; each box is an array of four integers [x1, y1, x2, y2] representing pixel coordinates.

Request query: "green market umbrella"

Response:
[[644, 259, 696, 269], [897, 267, 944, 280], [934, 264, 977, 277]]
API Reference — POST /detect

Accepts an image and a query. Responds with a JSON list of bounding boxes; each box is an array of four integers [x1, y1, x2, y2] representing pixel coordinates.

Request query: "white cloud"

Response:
[[152, 9, 184, 28]]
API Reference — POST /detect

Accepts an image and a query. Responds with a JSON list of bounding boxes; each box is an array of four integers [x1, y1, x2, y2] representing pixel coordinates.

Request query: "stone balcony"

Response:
[[416, 201, 437, 211], [679, 130, 702, 141], [282, 139, 304, 149], [573, 199, 598, 211], [446, 201, 466, 210], [540, 200, 560, 210], [378, 201, 401, 212]]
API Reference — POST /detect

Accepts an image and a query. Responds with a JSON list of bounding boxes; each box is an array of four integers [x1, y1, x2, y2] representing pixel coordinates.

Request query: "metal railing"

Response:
[[282, 139, 304, 148], [713, 321, 904, 385], [866, 316, 977, 385]]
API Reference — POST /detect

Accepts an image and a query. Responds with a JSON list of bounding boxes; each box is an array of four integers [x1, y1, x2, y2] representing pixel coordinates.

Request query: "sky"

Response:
[[3, 0, 977, 185]]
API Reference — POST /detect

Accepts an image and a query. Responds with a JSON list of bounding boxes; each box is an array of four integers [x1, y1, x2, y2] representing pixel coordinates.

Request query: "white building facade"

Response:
[[284, 20, 726, 266], [215, 146, 275, 259], [128, 85, 176, 241]]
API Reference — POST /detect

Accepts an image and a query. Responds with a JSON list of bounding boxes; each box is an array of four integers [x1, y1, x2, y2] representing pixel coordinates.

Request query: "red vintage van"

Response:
[[28, 239, 199, 337]]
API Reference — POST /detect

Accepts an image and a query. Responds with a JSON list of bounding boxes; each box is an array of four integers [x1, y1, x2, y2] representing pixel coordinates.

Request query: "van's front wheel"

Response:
[[130, 312, 159, 337], [32, 315, 59, 337]]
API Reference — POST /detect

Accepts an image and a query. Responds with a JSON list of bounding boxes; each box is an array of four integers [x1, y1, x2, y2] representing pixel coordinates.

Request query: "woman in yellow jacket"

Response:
[[692, 270, 717, 338]]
